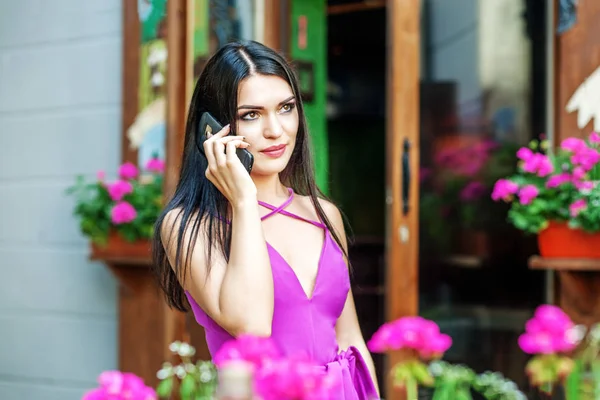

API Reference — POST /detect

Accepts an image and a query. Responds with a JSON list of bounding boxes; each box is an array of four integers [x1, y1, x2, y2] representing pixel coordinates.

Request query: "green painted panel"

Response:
[[290, 0, 329, 193]]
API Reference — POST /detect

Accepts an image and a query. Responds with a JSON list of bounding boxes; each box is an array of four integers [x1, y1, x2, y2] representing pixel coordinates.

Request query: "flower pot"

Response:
[[89, 231, 152, 264], [538, 221, 600, 259]]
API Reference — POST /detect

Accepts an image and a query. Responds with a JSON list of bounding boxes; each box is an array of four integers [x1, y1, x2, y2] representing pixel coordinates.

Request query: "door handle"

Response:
[[401, 138, 411, 215]]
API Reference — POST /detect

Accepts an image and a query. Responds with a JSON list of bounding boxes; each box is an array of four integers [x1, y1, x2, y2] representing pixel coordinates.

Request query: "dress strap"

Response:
[[258, 188, 326, 229]]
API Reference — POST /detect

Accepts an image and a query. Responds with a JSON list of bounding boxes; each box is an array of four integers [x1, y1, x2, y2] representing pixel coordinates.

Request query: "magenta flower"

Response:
[[546, 173, 571, 188], [82, 371, 156, 400], [590, 131, 600, 144], [145, 157, 165, 174], [519, 151, 554, 177], [111, 201, 137, 224], [517, 147, 534, 161], [518, 184, 539, 205], [575, 180, 595, 191], [519, 305, 578, 355], [491, 179, 519, 201], [213, 334, 281, 369], [460, 181, 487, 201], [96, 170, 106, 181], [572, 146, 600, 171], [367, 316, 452, 360], [107, 180, 134, 202], [254, 355, 340, 400], [569, 199, 587, 217], [561, 137, 587, 152], [119, 162, 139, 180]]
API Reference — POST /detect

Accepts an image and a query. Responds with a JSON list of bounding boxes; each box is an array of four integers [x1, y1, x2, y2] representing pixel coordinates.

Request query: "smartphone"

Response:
[[196, 112, 254, 173]]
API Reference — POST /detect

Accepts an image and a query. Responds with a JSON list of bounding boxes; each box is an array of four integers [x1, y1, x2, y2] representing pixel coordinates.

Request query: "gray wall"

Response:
[[0, 1, 121, 399]]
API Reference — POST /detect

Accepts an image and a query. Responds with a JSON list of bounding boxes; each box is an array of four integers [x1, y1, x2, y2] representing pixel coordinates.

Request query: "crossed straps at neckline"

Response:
[[258, 188, 326, 229]]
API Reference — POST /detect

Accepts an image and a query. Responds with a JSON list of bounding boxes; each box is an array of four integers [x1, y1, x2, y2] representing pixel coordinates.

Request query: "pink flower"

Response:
[[517, 147, 534, 161], [573, 166, 586, 180], [590, 132, 600, 144], [83, 371, 156, 400], [519, 305, 578, 355], [546, 173, 571, 188], [145, 158, 165, 174], [96, 170, 106, 181], [561, 137, 587, 152], [255, 355, 339, 400], [572, 147, 600, 171], [119, 162, 139, 180], [491, 179, 519, 201], [519, 184, 539, 205], [107, 180, 134, 202], [460, 181, 487, 201], [367, 316, 452, 360], [213, 334, 281, 369], [518, 331, 556, 355], [520, 152, 554, 177], [111, 202, 137, 224], [570, 199, 587, 217]]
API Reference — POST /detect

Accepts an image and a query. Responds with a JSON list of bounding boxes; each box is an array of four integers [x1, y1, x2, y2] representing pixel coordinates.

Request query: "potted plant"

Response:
[[518, 304, 600, 400], [66, 157, 164, 258], [420, 138, 519, 257], [491, 132, 600, 258], [367, 315, 526, 400]]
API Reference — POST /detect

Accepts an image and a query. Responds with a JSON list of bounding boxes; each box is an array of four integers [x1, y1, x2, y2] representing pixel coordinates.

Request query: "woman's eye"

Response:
[[280, 103, 295, 113], [242, 112, 258, 120]]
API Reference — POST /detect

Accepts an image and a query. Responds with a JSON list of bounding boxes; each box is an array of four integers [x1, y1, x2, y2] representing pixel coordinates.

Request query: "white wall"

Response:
[[0, 1, 121, 399]]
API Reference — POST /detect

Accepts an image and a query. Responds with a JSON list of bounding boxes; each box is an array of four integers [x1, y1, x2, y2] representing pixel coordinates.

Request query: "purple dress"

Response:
[[185, 188, 378, 399]]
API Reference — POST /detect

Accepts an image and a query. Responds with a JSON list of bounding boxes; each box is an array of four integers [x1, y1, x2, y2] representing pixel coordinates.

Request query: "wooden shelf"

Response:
[[89, 233, 152, 267], [528, 256, 600, 271], [327, 0, 385, 15]]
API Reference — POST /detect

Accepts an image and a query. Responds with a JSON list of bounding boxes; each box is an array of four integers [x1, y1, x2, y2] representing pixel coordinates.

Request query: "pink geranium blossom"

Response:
[[519, 185, 539, 205], [119, 162, 139, 180], [254, 354, 339, 400], [213, 334, 280, 369], [570, 199, 587, 217], [214, 336, 340, 400], [96, 170, 106, 181], [107, 180, 134, 202], [546, 173, 571, 188], [367, 316, 452, 360], [145, 158, 165, 174], [561, 137, 587, 153], [491, 179, 519, 201], [518, 305, 578, 355], [460, 181, 486, 201], [590, 131, 600, 143], [82, 371, 156, 400], [111, 201, 137, 224]]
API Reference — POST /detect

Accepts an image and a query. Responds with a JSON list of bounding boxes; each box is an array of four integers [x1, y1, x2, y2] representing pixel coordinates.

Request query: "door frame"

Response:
[[385, 0, 421, 398]]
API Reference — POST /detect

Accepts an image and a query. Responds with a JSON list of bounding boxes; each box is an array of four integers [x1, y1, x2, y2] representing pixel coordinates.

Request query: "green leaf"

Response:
[[156, 376, 174, 398], [179, 374, 196, 400]]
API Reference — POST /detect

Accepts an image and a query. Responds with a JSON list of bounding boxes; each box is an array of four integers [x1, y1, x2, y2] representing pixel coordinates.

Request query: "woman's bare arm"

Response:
[[320, 200, 380, 396], [162, 200, 273, 338], [162, 126, 273, 337]]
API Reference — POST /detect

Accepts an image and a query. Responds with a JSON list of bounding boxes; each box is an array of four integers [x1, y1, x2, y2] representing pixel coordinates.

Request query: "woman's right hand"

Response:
[[203, 124, 257, 205]]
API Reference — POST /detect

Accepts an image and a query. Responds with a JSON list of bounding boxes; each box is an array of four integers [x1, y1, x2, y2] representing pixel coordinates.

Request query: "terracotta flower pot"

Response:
[[90, 231, 152, 264], [538, 221, 600, 258]]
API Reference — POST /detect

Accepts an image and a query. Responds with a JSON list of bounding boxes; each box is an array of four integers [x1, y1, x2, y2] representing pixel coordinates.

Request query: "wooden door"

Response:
[[385, 0, 420, 397]]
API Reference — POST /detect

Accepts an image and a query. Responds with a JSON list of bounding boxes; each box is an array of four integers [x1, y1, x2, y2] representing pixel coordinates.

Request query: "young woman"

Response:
[[152, 40, 379, 399]]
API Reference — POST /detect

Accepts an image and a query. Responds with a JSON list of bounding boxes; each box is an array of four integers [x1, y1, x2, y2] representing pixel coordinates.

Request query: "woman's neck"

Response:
[[252, 173, 289, 205]]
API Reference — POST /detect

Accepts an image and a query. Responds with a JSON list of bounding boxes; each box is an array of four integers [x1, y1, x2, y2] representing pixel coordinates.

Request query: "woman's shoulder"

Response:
[[294, 195, 344, 230]]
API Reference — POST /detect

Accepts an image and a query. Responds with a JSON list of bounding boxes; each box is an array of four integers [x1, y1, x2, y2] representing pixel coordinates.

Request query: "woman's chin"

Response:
[[250, 158, 290, 178]]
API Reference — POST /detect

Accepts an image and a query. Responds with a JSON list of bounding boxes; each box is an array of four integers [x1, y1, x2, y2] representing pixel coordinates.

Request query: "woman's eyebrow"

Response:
[[237, 95, 296, 111]]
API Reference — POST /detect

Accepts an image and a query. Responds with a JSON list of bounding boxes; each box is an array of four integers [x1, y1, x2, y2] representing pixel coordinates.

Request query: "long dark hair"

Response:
[[152, 40, 347, 311]]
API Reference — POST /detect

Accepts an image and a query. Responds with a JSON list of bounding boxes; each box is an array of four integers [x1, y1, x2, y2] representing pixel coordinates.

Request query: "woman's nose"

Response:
[[264, 114, 283, 138]]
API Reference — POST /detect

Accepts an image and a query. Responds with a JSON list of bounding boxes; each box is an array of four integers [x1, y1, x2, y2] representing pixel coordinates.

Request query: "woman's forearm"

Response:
[[355, 340, 380, 397], [218, 199, 274, 336]]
